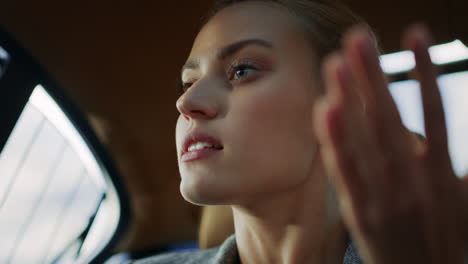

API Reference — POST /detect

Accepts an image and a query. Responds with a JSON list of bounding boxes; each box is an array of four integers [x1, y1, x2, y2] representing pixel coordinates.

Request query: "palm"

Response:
[[315, 25, 468, 263]]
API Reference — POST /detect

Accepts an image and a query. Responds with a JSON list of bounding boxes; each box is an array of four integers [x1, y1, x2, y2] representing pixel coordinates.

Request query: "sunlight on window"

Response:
[[0, 85, 121, 264], [0, 46, 9, 78], [381, 40, 468, 177], [30, 86, 107, 190], [381, 40, 468, 74], [390, 71, 468, 177]]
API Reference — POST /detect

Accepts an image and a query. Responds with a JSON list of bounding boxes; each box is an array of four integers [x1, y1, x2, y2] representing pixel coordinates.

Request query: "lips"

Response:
[[181, 131, 223, 162]]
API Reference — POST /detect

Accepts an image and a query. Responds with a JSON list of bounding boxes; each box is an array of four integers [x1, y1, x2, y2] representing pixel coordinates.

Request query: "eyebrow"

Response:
[[181, 38, 273, 75]]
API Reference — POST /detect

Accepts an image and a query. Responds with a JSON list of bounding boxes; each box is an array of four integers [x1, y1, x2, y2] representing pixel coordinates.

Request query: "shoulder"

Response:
[[128, 235, 238, 264]]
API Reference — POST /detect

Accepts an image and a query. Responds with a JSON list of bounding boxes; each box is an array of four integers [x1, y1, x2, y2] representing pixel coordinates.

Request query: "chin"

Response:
[[179, 178, 233, 206]]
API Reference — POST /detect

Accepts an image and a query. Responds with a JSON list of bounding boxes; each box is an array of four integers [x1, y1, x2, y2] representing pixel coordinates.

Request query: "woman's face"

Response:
[[176, 2, 321, 205]]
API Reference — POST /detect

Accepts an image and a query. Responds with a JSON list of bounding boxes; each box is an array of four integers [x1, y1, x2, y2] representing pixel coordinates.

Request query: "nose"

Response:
[[176, 78, 221, 121]]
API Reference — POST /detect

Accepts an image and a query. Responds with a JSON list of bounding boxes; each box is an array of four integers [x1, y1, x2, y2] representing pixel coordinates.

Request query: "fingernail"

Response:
[[410, 24, 433, 51]]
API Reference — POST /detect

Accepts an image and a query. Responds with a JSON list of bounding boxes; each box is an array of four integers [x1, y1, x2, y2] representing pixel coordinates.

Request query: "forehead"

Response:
[[189, 2, 306, 59]]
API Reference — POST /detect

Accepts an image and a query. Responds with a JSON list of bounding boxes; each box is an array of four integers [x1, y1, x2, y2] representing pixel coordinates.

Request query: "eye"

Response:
[[178, 80, 194, 95], [228, 63, 259, 82], [182, 82, 193, 92]]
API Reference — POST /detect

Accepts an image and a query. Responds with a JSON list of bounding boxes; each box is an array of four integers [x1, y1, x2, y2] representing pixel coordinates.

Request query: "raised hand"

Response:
[[315, 25, 468, 264]]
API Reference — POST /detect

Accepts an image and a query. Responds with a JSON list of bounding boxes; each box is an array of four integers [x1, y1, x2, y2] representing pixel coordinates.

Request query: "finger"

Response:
[[343, 27, 417, 193], [316, 106, 370, 246], [319, 54, 386, 210], [314, 98, 368, 215], [402, 28, 460, 259], [317, 54, 369, 208], [342, 27, 400, 124], [315, 79, 392, 252], [343, 27, 412, 158], [321, 52, 358, 106], [402, 25, 450, 162]]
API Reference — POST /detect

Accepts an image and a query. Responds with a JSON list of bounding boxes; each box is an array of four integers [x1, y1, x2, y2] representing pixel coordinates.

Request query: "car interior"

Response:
[[0, 0, 467, 263]]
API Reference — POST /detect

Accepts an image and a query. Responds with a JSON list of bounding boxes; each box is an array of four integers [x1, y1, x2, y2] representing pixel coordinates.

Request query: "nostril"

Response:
[[191, 110, 206, 115], [188, 109, 213, 120]]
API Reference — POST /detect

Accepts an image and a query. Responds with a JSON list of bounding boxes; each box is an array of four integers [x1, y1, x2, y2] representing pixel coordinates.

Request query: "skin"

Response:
[[176, 2, 346, 264], [316, 25, 468, 263], [176, 1, 468, 264], [176, 2, 319, 206]]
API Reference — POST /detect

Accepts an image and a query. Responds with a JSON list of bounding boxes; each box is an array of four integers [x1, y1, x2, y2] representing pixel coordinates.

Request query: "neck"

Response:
[[232, 172, 347, 264]]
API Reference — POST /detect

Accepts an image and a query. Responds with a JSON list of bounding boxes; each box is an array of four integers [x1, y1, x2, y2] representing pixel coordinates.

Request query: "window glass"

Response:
[[0, 45, 8, 78], [0, 85, 120, 264], [390, 71, 468, 177]]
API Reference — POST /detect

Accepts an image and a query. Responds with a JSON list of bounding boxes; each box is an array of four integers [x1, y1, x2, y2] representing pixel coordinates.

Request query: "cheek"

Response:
[[235, 76, 313, 138], [228, 76, 316, 179]]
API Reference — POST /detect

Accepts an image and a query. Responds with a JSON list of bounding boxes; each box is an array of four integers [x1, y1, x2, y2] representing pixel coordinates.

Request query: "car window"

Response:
[[383, 40, 468, 177], [0, 38, 128, 264], [390, 71, 468, 176]]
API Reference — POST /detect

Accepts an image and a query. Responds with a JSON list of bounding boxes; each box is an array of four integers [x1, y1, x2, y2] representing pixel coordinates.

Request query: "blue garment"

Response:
[[129, 235, 364, 264]]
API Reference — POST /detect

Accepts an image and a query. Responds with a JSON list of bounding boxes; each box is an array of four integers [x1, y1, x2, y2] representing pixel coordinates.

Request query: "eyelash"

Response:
[[178, 60, 261, 95], [178, 80, 192, 95], [227, 61, 259, 82]]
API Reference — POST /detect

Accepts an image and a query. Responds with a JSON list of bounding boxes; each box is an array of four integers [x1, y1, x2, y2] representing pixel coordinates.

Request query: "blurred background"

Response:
[[0, 0, 467, 263]]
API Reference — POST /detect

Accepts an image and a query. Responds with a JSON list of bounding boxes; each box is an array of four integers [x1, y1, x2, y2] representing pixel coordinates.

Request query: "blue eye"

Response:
[[229, 64, 258, 81], [233, 66, 256, 80]]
